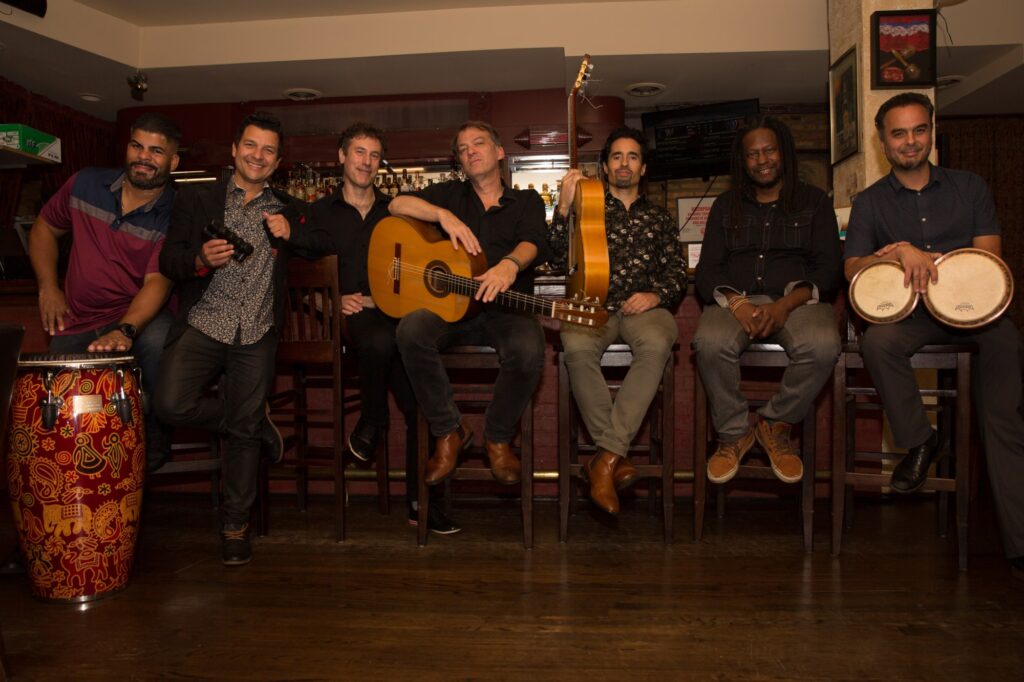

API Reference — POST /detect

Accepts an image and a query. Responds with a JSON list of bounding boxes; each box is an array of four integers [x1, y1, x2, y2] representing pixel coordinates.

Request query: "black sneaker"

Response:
[[348, 418, 380, 463], [261, 403, 284, 465], [407, 502, 462, 535], [221, 522, 252, 566]]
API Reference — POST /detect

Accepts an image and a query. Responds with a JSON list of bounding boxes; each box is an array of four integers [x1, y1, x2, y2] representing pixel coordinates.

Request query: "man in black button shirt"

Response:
[[390, 121, 549, 492], [694, 115, 841, 486], [845, 93, 1024, 578], [307, 123, 459, 535]]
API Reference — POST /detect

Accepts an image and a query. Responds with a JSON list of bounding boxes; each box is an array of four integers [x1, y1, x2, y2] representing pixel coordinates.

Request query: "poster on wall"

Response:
[[871, 10, 937, 89], [677, 196, 713, 243], [829, 47, 859, 165]]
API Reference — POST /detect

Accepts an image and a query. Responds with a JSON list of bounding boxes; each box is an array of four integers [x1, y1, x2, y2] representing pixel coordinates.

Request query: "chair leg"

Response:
[[800, 408, 816, 554], [661, 361, 675, 544], [521, 402, 534, 549], [955, 352, 971, 571], [376, 432, 390, 516], [693, 370, 708, 542], [558, 352, 573, 543], [831, 358, 847, 557], [416, 410, 429, 547], [253, 457, 269, 537]]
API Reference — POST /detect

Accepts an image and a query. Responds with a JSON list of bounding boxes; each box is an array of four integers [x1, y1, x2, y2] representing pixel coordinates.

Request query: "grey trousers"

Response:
[[560, 307, 678, 456], [692, 301, 839, 441], [861, 314, 1024, 558]]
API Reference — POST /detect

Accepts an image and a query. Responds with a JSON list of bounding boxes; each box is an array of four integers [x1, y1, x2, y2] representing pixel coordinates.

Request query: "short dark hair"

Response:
[[451, 120, 501, 157], [235, 111, 284, 154], [130, 112, 181, 148], [729, 115, 800, 223], [600, 127, 647, 166], [874, 92, 934, 131], [338, 122, 387, 154]]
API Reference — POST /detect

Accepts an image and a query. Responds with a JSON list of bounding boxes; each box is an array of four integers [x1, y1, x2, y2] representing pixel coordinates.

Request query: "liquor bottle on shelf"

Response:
[[540, 183, 553, 206]]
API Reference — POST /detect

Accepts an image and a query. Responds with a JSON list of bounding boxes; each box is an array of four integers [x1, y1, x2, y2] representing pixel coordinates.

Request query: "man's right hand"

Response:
[[39, 286, 69, 334], [438, 210, 481, 255], [341, 293, 364, 315], [731, 301, 760, 339], [894, 243, 940, 293], [196, 238, 235, 271], [555, 169, 583, 219]]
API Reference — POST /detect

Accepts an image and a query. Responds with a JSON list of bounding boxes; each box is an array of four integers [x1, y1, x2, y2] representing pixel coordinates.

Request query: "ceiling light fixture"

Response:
[[625, 82, 667, 98], [78, 93, 103, 102], [283, 88, 323, 101], [126, 70, 148, 101]]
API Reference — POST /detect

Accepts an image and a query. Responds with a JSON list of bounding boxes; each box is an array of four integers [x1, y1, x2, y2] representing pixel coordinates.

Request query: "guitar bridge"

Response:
[[390, 244, 401, 294]]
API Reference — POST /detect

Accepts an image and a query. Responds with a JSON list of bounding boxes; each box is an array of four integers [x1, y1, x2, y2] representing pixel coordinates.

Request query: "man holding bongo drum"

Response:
[[845, 92, 1024, 579]]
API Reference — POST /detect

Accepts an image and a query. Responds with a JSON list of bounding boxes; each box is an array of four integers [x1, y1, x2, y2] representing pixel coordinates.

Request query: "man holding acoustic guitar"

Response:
[[550, 127, 685, 515], [387, 121, 550, 489], [844, 93, 1024, 578]]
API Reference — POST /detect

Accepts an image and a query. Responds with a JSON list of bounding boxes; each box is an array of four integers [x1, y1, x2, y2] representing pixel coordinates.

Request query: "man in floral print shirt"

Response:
[[550, 127, 685, 515]]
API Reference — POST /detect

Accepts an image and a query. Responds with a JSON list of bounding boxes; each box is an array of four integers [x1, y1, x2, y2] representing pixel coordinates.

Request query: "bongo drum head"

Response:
[[849, 260, 919, 324], [924, 248, 1013, 329]]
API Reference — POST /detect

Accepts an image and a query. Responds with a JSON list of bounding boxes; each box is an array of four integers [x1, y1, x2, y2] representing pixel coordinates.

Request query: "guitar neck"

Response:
[[568, 93, 578, 169], [450, 273, 554, 317]]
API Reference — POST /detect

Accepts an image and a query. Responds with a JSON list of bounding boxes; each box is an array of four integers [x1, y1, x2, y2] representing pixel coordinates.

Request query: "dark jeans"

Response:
[[155, 325, 277, 526], [49, 311, 173, 467], [395, 308, 544, 444], [861, 314, 1024, 558], [345, 307, 420, 495]]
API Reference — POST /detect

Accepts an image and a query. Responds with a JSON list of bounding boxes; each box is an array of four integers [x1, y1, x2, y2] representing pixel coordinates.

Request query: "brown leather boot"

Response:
[[612, 456, 638, 491], [583, 450, 621, 514], [425, 419, 472, 485], [485, 440, 521, 485]]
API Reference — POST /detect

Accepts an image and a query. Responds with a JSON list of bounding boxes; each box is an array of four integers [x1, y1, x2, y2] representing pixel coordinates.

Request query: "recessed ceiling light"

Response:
[[937, 75, 965, 90], [283, 88, 322, 101], [78, 93, 103, 102], [625, 82, 666, 98]]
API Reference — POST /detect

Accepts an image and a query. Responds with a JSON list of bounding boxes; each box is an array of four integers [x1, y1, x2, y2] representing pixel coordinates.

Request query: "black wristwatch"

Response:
[[117, 323, 138, 340]]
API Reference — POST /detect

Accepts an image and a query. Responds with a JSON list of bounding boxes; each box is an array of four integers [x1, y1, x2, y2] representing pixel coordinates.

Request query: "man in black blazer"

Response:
[[157, 112, 327, 566]]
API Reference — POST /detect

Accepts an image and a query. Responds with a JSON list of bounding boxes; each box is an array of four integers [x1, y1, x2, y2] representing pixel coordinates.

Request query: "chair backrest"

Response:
[[278, 255, 341, 366]]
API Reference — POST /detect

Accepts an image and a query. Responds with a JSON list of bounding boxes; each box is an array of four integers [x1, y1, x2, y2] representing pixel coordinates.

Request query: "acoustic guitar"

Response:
[[367, 216, 608, 328], [565, 55, 609, 305]]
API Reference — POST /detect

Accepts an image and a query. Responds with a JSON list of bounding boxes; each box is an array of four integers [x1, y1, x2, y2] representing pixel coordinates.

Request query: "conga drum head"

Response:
[[924, 248, 1013, 329], [849, 260, 919, 324]]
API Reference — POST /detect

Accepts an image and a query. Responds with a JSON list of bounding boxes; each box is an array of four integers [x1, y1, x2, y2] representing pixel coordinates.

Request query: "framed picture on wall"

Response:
[[871, 10, 937, 89], [829, 47, 859, 165]]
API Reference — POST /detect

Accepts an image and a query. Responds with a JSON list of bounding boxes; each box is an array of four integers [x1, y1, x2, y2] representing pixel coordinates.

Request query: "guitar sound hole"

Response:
[[423, 260, 451, 298]]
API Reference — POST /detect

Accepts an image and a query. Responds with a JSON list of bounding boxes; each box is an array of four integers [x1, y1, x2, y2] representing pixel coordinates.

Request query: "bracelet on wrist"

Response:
[[501, 255, 522, 273]]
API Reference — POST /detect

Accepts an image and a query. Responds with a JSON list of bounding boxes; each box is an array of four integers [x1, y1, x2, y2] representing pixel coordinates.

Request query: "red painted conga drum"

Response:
[[5, 353, 145, 602]]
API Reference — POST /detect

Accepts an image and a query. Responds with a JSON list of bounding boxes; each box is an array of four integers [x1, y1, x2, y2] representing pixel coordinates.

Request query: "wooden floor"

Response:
[[2, 492, 1023, 681]]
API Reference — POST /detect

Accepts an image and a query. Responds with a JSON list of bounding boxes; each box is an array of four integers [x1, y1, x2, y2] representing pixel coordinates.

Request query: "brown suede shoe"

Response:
[[707, 429, 755, 484], [612, 456, 639, 491], [485, 440, 521, 485], [583, 449, 621, 514], [755, 417, 803, 483], [425, 419, 473, 485]]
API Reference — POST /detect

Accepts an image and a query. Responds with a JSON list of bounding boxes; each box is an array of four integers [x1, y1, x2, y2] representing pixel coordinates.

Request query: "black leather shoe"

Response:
[[221, 523, 252, 566], [348, 418, 380, 463], [261, 403, 284, 465], [407, 503, 462, 536], [890, 430, 939, 494]]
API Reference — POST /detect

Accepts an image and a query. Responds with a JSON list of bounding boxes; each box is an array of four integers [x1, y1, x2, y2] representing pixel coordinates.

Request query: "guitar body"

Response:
[[367, 216, 488, 323], [567, 176, 609, 303]]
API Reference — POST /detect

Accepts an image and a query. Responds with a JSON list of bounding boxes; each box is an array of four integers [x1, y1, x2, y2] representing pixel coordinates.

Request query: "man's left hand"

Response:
[[749, 301, 790, 338], [263, 212, 291, 241], [620, 292, 660, 316], [474, 260, 518, 302], [88, 329, 132, 353]]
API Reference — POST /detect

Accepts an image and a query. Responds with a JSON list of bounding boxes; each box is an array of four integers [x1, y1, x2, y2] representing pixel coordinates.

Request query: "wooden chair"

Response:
[[693, 343, 818, 553], [557, 343, 677, 543], [832, 317, 974, 570], [415, 346, 534, 548]]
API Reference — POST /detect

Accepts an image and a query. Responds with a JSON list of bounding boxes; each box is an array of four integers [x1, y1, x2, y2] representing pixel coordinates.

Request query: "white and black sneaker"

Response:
[[348, 418, 380, 463], [407, 502, 462, 535]]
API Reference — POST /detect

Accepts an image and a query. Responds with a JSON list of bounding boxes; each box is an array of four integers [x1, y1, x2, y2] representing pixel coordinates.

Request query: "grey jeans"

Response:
[[692, 301, 839, 441], [561, 307, 678, 456]]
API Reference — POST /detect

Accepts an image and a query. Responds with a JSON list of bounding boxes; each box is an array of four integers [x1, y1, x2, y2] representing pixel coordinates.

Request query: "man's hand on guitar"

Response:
[[555, 169, 583, 219], [620, 292, 660, 316], [341, 293, 364, 315], [474, 260, 518, 303], [439, 210, 481, 255]]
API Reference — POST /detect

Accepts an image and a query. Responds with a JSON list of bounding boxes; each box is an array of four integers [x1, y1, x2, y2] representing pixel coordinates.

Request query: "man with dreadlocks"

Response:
[[693, 115, 841, 485]]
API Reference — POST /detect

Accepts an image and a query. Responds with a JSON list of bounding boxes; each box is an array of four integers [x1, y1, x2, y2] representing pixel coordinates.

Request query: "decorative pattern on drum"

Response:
[[923, 248, 1013, 329], [848, 260, 919, 325], [5, 354, 145, 602]]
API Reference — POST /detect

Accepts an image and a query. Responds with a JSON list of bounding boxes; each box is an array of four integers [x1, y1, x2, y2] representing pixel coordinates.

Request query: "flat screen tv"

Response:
[[641, 98, 760, 180]]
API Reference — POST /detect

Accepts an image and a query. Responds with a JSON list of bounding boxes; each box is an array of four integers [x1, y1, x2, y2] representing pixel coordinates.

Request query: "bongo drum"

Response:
[[848, 260, 919, 324], [5, 353, 145, 602], [923, 248, 1013, 329]]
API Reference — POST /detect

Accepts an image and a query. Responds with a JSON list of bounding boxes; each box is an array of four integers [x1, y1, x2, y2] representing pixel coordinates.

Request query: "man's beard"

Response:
[[126, 162, 169, 190]]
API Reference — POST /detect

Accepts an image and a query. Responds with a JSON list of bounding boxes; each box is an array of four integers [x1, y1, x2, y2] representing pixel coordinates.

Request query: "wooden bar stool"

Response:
[[832, 326, 974, 570], [693, 343, 818, 553], [415, 345, 534, 547], [557, 343, 677, 543]]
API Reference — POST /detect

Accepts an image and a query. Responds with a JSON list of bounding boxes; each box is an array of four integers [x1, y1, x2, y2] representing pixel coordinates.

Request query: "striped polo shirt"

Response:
[[39, 167, 175, 335]]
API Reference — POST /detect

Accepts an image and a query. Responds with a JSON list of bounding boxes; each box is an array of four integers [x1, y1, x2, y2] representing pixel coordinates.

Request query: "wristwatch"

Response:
[[117, 323, 138, 340]]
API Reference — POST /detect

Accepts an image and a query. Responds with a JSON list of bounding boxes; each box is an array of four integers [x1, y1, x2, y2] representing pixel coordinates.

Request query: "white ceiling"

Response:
[[0, 0, 1020, 121]]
